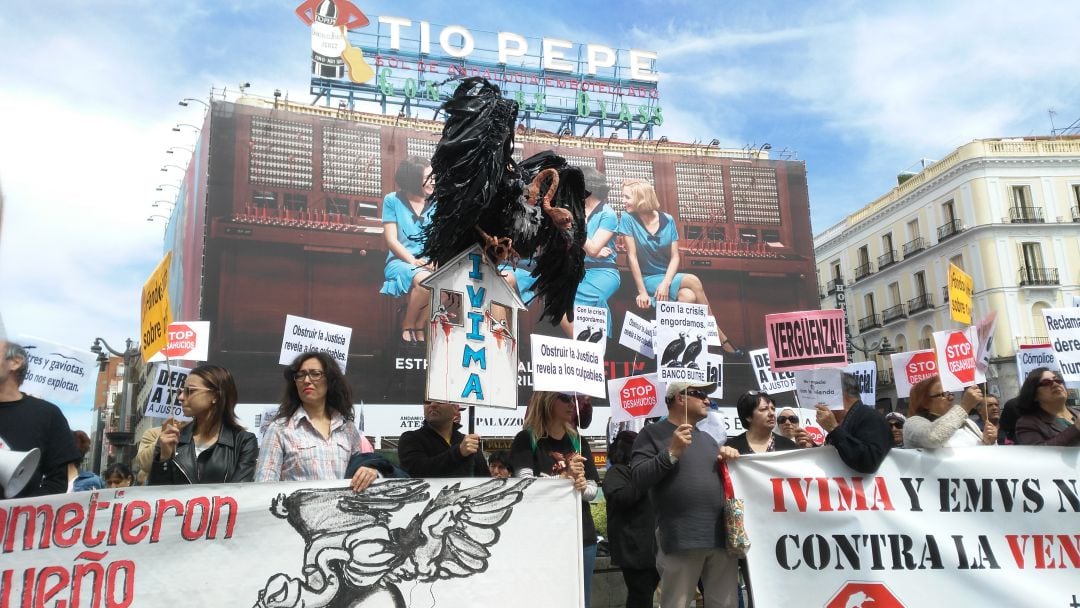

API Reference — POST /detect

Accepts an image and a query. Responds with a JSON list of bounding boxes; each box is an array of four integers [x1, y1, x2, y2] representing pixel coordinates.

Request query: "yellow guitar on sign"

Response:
[[340, 25, 375, 84]]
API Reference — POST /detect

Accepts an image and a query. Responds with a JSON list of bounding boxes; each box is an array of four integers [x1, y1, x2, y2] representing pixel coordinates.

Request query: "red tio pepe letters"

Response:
[[826, 582, 904, 608], [620, 376, 657, 418], [162, 323, 196, 358], [944, 332, 975, 384]]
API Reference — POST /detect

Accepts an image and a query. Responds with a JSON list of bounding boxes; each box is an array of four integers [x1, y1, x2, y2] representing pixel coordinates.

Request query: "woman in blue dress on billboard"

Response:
[[619, 178, 739, 353], [559, 167, 620, 337], [380, 156, 436, 344]]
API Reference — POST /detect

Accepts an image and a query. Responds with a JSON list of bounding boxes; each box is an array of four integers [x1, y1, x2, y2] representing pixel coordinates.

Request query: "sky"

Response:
[[2, 0, 1079, 432]]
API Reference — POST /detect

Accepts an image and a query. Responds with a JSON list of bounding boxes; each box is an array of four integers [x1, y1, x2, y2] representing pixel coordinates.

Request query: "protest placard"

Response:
[[948, 262, 974, 324], [934, 327, 985, 391], [794, 367, 843, 406], [1015, 343, 1058, 379], [974, 311, 997, 374], [749, 347, 796, 393], [572, 305, 608, 346], [705, 353, 724, 398], [530, 334, 606, 398], [844, 360, 877, 404], [140, 252, 173, 362], [607, 374, 664, 422], [144, 363, 193, 420], [149, 321, 211, 362], [1043, 306, 1080, 386], [705, 316, 722, 347], [655, 301, 710, 383], [618, 311, 655, 358], [765, 309, 847, 371], [890, 349, 938, 398], [13, 336, 96, 405], [278, 314, 352, 371]]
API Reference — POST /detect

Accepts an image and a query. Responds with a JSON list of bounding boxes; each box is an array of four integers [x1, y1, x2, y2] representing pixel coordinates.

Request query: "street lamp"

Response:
[[172, 123, 201, 133], [166, 146, 193, 155], [156, 184, 180, 192], [160, 164, 186, 173], [179, 98, 209, 108], [850, 335, 894, 357], [90, 338, 140, 466], [148, 214, 169, 222]]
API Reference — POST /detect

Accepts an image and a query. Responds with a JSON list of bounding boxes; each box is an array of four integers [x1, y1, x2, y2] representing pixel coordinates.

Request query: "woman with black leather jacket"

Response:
[[149, 364, 258, 484]]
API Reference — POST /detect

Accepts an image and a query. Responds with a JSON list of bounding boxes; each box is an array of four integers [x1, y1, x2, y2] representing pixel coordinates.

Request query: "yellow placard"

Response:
[[948, 263, 973, 324], [140, 253, 173, 361]]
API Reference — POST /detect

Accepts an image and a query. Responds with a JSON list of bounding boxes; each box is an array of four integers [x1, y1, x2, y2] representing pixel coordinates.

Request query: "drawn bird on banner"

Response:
[[661, 332, 687, 366], [681, 334, 705, 368], [254, 478, 535, 608], [587, 328, 604, 343], [576, 326, 593, 341], [418, 77, 587, 324]]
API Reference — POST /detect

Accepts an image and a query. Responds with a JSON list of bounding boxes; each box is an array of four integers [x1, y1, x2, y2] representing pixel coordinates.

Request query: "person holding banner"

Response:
[[1014, 367, 1080, 446], [603, 430, 659, 608], [510, 391, 601, 608], [380, 156, 437, 345], [631, 381, 741, 608], [149, 364, 258, 485], [559, 167, 620, 337], [257, 352, 380, 491], [618, 179, 739, 354], [397, 400, 488, 477], [903, 377, 996, 448], [815, 373, 891, 473], [726, 392, 801, 454]]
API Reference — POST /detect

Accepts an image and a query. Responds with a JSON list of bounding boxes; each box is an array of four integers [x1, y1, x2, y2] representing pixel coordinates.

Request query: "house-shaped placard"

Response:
[[420, 244, 526, 410]]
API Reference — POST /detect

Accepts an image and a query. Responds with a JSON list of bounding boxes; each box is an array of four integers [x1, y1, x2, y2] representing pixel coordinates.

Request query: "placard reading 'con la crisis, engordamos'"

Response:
[[655, 301, 709, 383], [765, 309, 848, 372]]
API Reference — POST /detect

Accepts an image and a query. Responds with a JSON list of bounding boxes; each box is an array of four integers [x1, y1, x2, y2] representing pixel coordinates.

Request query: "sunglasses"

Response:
[[685, 389, 710, 401], [294, 370, 326, 382], [1038, 377, 1065, 388], [889, 420, 904, 429], [928, 391, 953, 400], [180, 386, 213, 397], [777, 416, 799, 424]]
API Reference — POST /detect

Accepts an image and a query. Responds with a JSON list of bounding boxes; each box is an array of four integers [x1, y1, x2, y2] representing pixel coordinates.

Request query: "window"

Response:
[[949, 255, 964, 271], [832, 262, 842, 282], [326, 197, 351, 215], [1011, 185, 1030, 208], [1010, 185, 1041, 222], [888, 282, 901, 305], [914, 271, 927, 296], [882, 233, 893, 252], [864, 293, 876, 316], [907, 219, 920, 239], [1021, 242, 1043, 270], [942, 200, 956, 223], [858, 245, 870, 266], [284, 193, 308, 212]]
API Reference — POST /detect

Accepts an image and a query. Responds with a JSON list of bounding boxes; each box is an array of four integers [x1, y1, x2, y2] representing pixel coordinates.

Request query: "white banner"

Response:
[[149, 321, 211, 362], [144, 362, 194, 420], [356, 404, 613, 438], [13, 336, 96, 406], [618, 311, 655, 358], [728, 447, 1078, 607], [843, 360, 877, 404], [655, 301, 709, 383], [933, 327, 985, 392], [794, 368, 842, 406], [890, 349, 938, 398], [0, 478, 584, 607], [749, 348, 796, 394], [1044, 307, 1080, 386], [279, 314, 352, 371], [1015, 343, 1059, 379], [573, 304, 608, 347], [530, 334, 606, 398], [608, 373, 664, 422]]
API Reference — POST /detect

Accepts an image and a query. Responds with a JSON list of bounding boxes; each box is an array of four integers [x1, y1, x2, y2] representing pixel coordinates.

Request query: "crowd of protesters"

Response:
[[2, 334, 1078, 608]]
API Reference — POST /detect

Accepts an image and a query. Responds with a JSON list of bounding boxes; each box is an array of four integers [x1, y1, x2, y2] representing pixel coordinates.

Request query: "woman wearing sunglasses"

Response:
[[903, 376, 996, 448], [726, 391, 800, 454], [1014, 367, 1080, 446], [256, 352, 379, 491], [149, 364, 258, 485]]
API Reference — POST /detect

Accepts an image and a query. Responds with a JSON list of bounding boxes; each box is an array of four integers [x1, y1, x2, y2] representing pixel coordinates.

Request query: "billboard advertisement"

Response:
[[170, 99, 818, 415]]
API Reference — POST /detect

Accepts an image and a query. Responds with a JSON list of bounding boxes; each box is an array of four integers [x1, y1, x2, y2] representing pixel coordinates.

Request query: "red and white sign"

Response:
[[889, 349, 938, 398], [934, 327, 985, 391], [765, 309, 848, 372], [826, 582, 904, 608], [607, 373, 664, 423], [149, 321, 211, 362]]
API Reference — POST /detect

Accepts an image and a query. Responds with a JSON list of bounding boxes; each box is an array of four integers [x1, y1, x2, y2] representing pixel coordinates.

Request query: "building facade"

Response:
[[814, 137, 1080, 406]]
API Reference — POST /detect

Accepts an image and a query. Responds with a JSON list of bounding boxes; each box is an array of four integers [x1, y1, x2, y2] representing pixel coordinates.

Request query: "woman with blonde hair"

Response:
[[510, 391, 601, 607], [618, 179, 739, 354]]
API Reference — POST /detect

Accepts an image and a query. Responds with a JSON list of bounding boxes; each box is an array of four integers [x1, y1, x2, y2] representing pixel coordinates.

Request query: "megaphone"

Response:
[[0, 447, 41, 498]]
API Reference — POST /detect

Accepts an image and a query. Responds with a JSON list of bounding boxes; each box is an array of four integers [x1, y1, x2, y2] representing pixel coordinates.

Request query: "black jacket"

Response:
[[397, 422, 489, 477], [823, 402, 892, 474], [726, 432, 799, 455], [148, 424, 259, 485], [602, 463, 656, 569]]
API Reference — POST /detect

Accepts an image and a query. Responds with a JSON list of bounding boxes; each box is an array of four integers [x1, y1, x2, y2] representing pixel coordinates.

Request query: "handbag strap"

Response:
[[719, 460, 735, 497]]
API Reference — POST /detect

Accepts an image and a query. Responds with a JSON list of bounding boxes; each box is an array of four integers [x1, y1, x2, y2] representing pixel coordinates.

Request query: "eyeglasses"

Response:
[[685, 389, 710, 401], [777, 416, 799, 424], [928, 391, 953, 400], [181, 386, 212, 397], [888, 420, 904, 429], [293, 370, 326, 382], [1038, 377, 1065, 388]]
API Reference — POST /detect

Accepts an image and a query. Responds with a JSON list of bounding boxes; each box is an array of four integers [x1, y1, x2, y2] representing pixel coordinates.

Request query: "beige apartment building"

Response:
[[814, 137, 1080, 406]]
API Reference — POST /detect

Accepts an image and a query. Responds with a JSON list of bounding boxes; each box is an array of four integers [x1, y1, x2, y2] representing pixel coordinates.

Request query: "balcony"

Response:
[[826, 278, 845, 294], [877, 250, 898, 270], [857, 313, 881, 332], [881, 303, 907, 324], [1008, 206, 1045, 223], [878, 367, 894, 387], [937, 219, 962, 241], [918, 338, 933, 350], [942, 285, 949, 303], [853, 261, 875, 281], [1018, 267, 1059, 287], [902, 237, 927, 257], [907, 292, 934, 314], [1015, 336, 1050, 348], [1072, 206, 1080, 222]]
